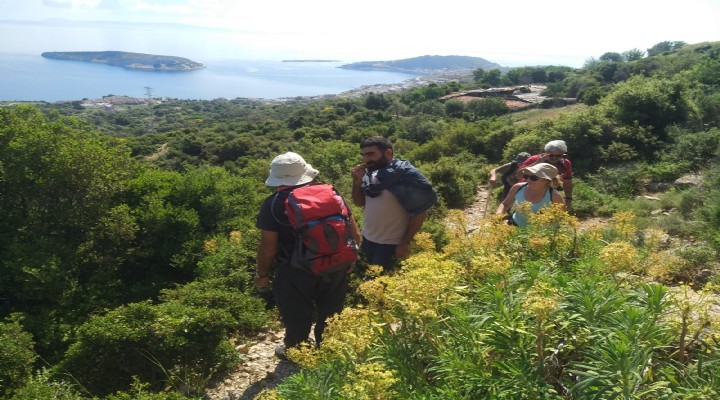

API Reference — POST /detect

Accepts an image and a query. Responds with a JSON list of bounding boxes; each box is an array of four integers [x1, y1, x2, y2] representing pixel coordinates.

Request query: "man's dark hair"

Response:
[[360, 136, 393, 152]]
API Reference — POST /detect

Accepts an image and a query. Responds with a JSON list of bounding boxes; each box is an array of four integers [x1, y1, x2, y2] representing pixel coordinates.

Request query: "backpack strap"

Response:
[[270, 191, 291, 227]]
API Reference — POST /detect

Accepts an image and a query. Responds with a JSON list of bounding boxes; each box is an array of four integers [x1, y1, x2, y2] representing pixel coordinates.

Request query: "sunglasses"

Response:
[[523, 175, 540, 181], [547, 153, 565, 159]]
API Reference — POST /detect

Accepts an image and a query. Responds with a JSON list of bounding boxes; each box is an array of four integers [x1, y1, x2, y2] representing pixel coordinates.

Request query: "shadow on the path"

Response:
[[226, 359, 299, 400]]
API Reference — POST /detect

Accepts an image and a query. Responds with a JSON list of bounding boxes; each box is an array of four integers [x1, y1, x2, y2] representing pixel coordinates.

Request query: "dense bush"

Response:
[[466, 97, 510, 119], [644, 161, 693, 182], [8, 369, 82, 400], [422, 155, 481, 209], [584, 165, 646, 198], [664, 127, 720, 166], [0, 319, 36, 397], [568, 179, 617, 218], [57, 278, 268, 396]]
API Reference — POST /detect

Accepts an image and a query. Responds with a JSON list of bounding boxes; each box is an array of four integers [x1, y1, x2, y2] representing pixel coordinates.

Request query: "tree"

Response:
[[399, 116, 442, 143], [387, 100, 410, 119], [622, 48, 645, 61], [365, 92, 390, 110], [531, 68, 548, 83], [583, 57, 599, 69], [480, 69, 503, 87], [472, 68, 485, 82], [444, 99, 465, 118], [467, 97, 510, 119], [647, 41, 687, 56], [599, 52, 623, 62], [604, 75, 691, 139], [0, 106, 135, 310]]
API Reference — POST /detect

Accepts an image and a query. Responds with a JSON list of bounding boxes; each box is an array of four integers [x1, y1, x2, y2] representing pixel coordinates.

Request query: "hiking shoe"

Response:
[[274, 346, 288, 360]]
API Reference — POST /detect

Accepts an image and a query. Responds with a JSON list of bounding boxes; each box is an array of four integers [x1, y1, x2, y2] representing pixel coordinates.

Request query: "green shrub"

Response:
[[644, 160, 692, 182], [57, 280, 268, 396], [9, 369, 82, 400], [672, 243, 718, 283], [466, 97, 510, 119], [422, 155, 481, 209], [104, 378, 192, 399], [585, 165, 645, 198], [0, 318, 37, 397], [571, 179, 618, 218], [444, 99, 465, 118], [679, 188, 704, 217], [664, 127, 720, 166], [656, 213, 706, 238]]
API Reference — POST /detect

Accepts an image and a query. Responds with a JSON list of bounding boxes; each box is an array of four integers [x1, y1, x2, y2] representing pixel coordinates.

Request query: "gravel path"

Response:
[[464, 184, 494, 231], [204, 330, 298, 400]]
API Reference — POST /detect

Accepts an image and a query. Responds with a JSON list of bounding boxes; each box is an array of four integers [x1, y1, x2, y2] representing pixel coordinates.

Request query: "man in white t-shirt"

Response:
[[351, 136, 437, 271]]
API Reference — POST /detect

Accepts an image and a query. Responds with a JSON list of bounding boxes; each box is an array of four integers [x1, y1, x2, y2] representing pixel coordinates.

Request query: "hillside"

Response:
[[339, 54, 502, 73], [2, 40, 720, 399], [41, 51, 205, 71]]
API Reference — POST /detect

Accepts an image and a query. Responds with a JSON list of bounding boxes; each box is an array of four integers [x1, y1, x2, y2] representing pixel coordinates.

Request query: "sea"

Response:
[[0, 53, 418, 102]]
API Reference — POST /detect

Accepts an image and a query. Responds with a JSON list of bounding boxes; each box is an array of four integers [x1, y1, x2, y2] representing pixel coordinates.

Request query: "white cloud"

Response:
[[124, 0, 193, 14], [42, 0, 102, 8]]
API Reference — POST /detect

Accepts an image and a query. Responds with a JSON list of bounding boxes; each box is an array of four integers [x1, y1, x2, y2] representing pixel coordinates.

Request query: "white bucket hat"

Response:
[[520, 162, 558, 181], [265, 152, 319, 187]]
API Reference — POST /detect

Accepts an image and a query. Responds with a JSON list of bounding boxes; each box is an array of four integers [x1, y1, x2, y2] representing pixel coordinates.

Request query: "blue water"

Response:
[[0, 54, 418, 102]]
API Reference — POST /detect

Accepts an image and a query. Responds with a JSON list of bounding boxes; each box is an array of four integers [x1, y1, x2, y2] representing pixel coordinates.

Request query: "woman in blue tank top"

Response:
[[495, 163, 565, 227]]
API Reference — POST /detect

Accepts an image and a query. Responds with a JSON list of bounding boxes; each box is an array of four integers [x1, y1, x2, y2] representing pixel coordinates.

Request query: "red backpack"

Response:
[[274, 184, 358, 276]]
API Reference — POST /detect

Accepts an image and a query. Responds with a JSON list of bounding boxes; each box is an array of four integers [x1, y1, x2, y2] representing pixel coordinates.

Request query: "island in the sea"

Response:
[[41, 51, 204, 71], [339, 55, 503, 74]]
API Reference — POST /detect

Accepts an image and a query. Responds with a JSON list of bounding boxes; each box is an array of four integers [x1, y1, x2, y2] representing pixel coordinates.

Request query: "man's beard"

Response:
[[366, 154, 391, 171]]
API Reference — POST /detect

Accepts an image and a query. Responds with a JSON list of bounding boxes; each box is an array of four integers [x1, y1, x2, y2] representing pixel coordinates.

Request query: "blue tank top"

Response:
[[511, 184, 552, 227]]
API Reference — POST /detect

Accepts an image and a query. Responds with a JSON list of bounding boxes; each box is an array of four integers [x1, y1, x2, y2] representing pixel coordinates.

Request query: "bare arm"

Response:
[[395, 211, 426, 259], [348, 214, 361, 244], [254, 230, 278, 287], [490, 163, 512, 186], [551, 189, 566, 206], [563, 178, 573, 211], [351, 164, 366, 207], [489, 167, 498, 185]]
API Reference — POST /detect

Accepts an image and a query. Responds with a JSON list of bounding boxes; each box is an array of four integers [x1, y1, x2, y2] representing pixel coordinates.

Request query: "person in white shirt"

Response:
[[351, 136, 437, 271]]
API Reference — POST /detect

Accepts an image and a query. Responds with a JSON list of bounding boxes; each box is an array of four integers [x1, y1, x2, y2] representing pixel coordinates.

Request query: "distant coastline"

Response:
[[41, 51, 204, 71], [0, 57, 419, 102], [281, 59, 340, 63]]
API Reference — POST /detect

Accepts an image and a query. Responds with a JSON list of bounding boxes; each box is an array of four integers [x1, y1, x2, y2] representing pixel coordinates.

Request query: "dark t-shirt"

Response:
[[256, 189, 295, 265]]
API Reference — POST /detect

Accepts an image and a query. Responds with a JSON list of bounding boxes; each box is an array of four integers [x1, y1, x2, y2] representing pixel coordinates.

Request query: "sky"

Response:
[[1, 0, 719, 68]]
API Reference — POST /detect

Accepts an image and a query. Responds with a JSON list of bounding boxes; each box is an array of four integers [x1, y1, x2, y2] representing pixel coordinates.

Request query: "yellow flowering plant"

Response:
[[270, 209, 720, 399], [340, 362, 399, 400], [599, 241, 639, 275]]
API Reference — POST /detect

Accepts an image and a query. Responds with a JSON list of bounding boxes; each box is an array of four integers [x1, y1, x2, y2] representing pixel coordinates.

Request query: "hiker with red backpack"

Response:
[[518, 140, 574, 211], [351, 136, 437, 271], [255, 152, 360, 356]]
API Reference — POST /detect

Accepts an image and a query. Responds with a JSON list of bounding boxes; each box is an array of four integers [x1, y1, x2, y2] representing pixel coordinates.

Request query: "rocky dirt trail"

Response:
[[204, 329, 297, 400], [463, 184, 494, 231]]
